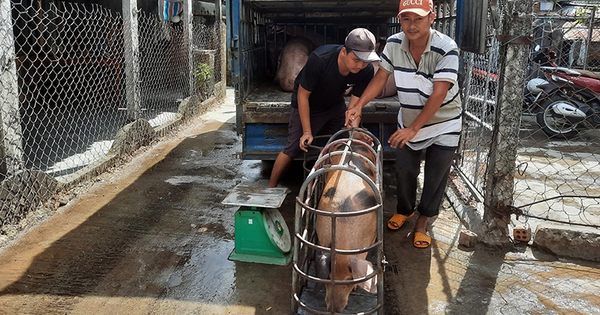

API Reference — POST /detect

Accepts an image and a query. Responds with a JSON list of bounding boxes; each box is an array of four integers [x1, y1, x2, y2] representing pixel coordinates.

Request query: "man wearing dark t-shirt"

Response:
[[268, 28, 380, 188]]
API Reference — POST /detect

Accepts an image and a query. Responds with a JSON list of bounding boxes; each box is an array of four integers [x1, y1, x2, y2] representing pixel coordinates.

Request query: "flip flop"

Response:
[[387, 213, 415, 230], [413, 231, 431, 249]]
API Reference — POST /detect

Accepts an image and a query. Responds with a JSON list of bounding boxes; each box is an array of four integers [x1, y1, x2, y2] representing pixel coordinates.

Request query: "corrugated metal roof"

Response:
[[562, 21, 600, 40], [555, 2, 600, 16]]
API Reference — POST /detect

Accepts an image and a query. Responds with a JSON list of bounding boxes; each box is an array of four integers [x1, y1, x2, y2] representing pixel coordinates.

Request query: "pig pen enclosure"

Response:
[[0, 0, 226, 234]]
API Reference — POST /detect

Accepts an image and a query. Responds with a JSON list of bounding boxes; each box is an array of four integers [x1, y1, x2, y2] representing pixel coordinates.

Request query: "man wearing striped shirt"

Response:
[[345, 0, 462, 249]]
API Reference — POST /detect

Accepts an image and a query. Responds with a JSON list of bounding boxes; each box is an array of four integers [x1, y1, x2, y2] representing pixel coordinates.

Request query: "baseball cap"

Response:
[[398, 0, 433, 16], [344, 28, 380, 63]]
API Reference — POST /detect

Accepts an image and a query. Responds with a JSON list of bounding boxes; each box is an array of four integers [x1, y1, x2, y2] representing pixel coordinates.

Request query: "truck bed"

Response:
[[231, 0, 402, 161], [243, 82, 400, 123], [241, 82, 400, 160]]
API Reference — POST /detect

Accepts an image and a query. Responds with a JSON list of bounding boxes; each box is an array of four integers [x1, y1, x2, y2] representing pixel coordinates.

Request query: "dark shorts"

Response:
[[282, 106, 346, 158]]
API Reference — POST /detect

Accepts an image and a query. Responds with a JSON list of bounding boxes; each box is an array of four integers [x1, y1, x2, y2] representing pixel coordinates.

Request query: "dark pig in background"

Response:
[[374, 39, 397, 98], [266, 30, 286, 77], [267, 25, 330, 77], [274, 36, 314, 92], [373, 63, 397, 98]]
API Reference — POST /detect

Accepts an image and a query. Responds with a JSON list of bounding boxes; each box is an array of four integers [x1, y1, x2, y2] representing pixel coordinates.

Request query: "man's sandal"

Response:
[[387, 213, 415, 230], [413, 231, 431, 249]]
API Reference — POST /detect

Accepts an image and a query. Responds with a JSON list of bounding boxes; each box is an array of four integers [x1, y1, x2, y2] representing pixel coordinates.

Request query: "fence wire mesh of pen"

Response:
[[1, 1, 222, 230], [457, 2, 600, 233]]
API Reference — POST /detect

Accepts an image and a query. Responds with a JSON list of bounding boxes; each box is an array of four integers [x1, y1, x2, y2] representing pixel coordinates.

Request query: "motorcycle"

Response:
[[523, 47, 556, 113], [524, 47, 600, 138]]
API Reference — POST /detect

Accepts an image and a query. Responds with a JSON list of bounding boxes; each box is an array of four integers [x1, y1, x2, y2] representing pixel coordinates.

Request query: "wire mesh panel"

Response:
[[13, 1, 127, 178], [192, 17, 221, 101], [453, 0, 500, 199], [138, 12, 187, 126], [1, 0, 223, 230], [456, 1, 600, 231], [457, 46, 500, 199], [516, 4, 600, 229]]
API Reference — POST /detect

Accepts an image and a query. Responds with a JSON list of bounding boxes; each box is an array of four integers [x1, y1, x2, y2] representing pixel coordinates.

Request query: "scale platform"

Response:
[[222, 184, 292, 266]]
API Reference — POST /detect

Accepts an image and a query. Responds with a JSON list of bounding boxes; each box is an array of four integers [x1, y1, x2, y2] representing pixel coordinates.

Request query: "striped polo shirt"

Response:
[[380, 29, 462, 150]]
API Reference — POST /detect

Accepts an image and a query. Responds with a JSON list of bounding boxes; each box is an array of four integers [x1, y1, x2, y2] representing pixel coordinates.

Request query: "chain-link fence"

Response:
[[457, 1, 600, 235], [1, 0, 223, 231], [517, 4, 600, 230], [456, 5, 501, 203]]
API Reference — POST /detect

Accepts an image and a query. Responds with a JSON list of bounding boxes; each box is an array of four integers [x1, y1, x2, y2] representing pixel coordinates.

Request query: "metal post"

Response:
[[229, 0, 243, 133], [481, 0, 533, 247], [184, 0, 194, 96], [216, 0, 226, 90], [583, 5, 595, 70], [122, 0, 141, 122], [0, 0, 25, 176]]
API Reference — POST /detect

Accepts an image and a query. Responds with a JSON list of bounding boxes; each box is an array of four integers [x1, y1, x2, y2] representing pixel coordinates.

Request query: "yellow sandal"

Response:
[[413, 231, 431, 249], [387, 213, 415, 230]]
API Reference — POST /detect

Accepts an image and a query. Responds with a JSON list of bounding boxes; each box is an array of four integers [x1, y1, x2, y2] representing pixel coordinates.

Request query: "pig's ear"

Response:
[[350, 257, 377, 293], [314, 251, 330, 293]]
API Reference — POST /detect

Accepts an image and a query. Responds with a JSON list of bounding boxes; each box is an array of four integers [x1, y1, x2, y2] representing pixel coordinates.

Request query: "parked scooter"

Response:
[[525, 47, 600, 138], [523, 47, 555, 113]]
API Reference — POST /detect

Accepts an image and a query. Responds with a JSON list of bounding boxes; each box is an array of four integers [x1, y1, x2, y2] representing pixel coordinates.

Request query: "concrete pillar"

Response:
[[0, 0, 25, 176], [481, 0, 533, 247], [122, 0, 141, 121], [216, 0, 227, 91], [184, 0, 194, 96]]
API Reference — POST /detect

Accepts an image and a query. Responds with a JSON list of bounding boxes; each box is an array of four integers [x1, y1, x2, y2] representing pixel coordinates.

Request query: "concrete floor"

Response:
[[0, 88, 599, 315]]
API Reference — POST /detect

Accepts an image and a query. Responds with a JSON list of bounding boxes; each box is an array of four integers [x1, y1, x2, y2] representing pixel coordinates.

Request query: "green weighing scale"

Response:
[[222, 184, 292, 266]]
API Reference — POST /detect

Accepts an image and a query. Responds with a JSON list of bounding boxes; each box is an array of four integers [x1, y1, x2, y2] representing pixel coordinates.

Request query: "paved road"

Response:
[[0, 88, 599, 315]]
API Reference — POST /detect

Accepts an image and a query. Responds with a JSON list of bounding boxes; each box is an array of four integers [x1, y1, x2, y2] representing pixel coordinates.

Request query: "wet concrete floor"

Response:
[[0, 88, 599, 315]]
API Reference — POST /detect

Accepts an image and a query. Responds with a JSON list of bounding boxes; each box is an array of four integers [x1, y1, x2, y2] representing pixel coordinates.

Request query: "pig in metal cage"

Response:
[[292, 128, 384, 315]]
